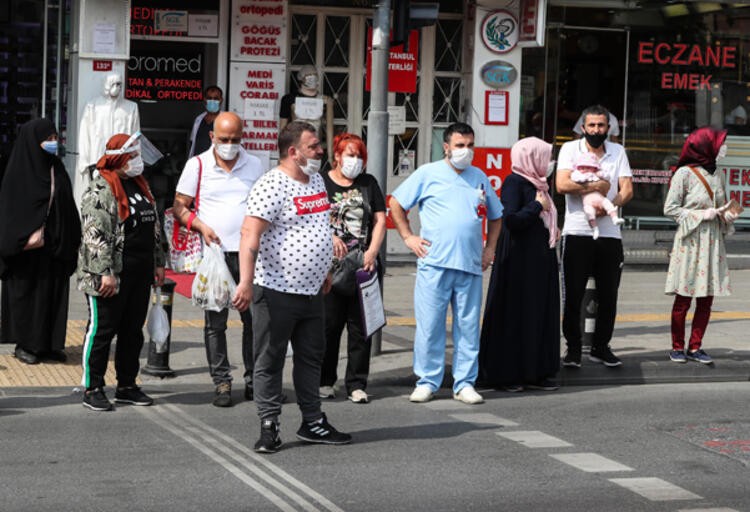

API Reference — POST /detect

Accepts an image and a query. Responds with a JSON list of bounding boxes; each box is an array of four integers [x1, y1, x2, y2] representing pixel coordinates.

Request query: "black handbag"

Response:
[[330, 247, 364, 296]]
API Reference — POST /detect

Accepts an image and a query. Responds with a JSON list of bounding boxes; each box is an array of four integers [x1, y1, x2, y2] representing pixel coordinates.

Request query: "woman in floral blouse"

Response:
[[663, 127, 738, 365], [77, 132, 165, 411]]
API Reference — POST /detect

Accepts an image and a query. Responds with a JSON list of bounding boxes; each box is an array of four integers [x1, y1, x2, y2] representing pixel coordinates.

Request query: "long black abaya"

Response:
[[478, 173, 560, 387], [0, 119, 81, 354]]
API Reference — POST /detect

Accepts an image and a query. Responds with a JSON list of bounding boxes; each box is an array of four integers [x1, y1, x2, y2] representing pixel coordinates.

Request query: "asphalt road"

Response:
[[2, 381, 748, 511]]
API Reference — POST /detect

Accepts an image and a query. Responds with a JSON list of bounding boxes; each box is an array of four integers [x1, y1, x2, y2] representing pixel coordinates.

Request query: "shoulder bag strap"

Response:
[[688, 166, 714, 205]]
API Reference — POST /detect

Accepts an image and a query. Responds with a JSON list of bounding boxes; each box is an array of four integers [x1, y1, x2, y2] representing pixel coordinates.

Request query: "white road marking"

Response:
[[608, 477, 702, 501], [549, 452, 634, 473], [496, 430, 573, 448], [449, 413, 519, 427], [136, 404, 346, 512], [678, 508, 740, 512]]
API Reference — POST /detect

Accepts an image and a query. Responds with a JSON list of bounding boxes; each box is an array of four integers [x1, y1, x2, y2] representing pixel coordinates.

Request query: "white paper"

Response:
[[92, 23, 116, 54], [388, 105, 406, 135], [244, 98, 276, 121], [487, 92, 507, 123], [358, 273, 386, 338], [188, 14, 219, 37], [294, 97, 324, 120]]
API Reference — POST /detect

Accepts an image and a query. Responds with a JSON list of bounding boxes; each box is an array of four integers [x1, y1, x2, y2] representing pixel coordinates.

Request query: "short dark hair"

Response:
[[443, 122, 474, 143], [278, 121, 317, 158], [581, 105, 610, 126], [205, 85, 223, 97]]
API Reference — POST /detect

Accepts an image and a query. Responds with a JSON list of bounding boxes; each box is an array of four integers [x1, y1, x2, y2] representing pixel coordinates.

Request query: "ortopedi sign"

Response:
[[481, 10, 519, 54], [480, 60, 518, 89]]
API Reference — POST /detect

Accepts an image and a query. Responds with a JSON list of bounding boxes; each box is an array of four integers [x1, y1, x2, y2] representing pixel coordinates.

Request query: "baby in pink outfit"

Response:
[[571, 152, 625, 239]]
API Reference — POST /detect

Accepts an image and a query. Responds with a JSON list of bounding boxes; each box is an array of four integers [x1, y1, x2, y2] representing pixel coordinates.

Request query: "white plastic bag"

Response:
[[191, 243, 237, 312], [146, 287, 170, 352]]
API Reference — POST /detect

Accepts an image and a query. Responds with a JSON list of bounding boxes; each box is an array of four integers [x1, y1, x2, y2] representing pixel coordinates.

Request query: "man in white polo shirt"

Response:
[[173, 112, 264, 407], [556, 104, 633, 369], [233, 121, 351, 454]]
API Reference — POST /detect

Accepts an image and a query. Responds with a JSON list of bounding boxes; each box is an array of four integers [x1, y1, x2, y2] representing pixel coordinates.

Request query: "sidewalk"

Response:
[[1, 265, 749, 391]]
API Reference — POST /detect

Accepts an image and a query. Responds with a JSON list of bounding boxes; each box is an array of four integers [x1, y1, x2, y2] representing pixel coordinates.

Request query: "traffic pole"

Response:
[[142, 278, 177, 378], [581, 277, 597, 353], [368, 0, 391, 357]]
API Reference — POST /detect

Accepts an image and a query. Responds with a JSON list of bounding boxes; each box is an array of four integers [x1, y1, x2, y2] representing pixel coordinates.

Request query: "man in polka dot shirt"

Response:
[[233, 121, 352, 453]]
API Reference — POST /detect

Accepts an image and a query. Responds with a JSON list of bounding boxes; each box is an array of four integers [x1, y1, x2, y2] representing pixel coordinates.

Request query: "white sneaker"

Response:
[[612, 217, 625, 226], [319, 386, 335, 399], [349, 389, 369, 403], [592, 225, 600, 240], [453, 385, 484, 405], [409, 385, 434, 403]]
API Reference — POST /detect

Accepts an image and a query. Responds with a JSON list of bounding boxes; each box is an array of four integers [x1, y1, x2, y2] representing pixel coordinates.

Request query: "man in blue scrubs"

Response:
[[389, 122, 503, 404]]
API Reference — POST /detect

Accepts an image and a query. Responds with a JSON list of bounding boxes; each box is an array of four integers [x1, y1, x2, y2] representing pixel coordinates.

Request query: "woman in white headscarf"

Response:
[[478, 137, 560, 392]]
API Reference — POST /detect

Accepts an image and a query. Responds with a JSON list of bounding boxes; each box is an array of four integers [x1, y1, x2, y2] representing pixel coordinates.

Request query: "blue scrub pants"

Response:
[[413, 265, 482, 394]]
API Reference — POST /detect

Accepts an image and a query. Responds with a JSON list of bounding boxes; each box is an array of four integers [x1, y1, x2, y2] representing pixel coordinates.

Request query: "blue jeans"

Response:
[[413, 265, 482, 394]]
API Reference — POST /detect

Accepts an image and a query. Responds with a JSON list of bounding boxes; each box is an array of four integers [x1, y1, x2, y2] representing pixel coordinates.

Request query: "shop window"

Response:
[[290, 14, 317, 66], [434, 19, 462, 73], [324, 16, 350, 68]]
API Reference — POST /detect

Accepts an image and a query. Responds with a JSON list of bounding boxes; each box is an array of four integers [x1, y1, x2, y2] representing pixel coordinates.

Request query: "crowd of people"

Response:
[[0, 98, 738, 454]]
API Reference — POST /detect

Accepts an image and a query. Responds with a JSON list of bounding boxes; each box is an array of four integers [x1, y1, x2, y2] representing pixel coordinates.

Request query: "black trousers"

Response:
[[82, 265, 152, 390], [320, 289, 371, 393], [561, 235, 623, 352]]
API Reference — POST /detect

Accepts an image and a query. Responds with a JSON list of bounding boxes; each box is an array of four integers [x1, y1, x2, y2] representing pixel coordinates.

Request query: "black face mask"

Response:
[[584, 132, 607, 149]]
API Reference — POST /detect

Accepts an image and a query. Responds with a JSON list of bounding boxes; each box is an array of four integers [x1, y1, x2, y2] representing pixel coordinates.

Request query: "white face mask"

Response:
[[449, 147, 474, 170], [340, 156, 363, 179], [302, 74, 318, 90], [108, 83, 122, 98], [124, 156, 144, 177], [299, 156, 322, 176], [717, 144, 728, 161], [215, 143, 240, 161], [546, 160, 557, 178]]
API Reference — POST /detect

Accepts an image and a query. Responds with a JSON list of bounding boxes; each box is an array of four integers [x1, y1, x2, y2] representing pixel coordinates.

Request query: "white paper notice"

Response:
[[93, 23, 117, 54], [357, 272, 386, 338], [244, 99, 276, 121], [487, 92, 507, 124], [188, 14, 219, 37], [294, 97, 324, 120]]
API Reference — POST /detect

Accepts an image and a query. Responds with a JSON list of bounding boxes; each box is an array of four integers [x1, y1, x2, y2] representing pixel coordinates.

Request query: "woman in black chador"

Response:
[[478, 137, 560, 392], [0, 119, 81, 364]]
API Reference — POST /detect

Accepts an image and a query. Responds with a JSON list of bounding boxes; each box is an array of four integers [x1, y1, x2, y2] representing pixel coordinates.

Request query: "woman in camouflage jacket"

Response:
[[77, 132, 165, 411]]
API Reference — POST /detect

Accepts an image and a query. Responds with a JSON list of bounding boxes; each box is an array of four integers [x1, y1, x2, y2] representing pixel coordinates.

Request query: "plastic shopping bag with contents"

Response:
[[191, 243, 237, 312], [146, 287, 170, 352]]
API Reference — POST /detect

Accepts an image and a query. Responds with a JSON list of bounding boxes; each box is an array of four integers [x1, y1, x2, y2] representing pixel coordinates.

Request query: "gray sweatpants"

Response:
[[251, 284, 325, 423]]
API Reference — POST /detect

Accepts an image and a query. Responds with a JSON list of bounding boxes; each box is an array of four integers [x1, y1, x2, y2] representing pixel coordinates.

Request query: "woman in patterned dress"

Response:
[[664, 127, 737, 364]]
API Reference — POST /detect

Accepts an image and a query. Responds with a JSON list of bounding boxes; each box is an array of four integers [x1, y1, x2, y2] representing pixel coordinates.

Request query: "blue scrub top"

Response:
[[392, 160, 503, 275]]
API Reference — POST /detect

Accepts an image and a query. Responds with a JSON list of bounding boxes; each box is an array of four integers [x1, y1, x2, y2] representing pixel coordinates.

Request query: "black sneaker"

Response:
[[244, 384, 253, 401], [213, 382, 232, 407], [83, 387, 113, 411], [115, 385, 154, 406], [296, 413, 352, 445], [526, 379, 560, 391], [589, 346, 622, 367], [254, 419, 282, 454], [562, 350, 581, 368]]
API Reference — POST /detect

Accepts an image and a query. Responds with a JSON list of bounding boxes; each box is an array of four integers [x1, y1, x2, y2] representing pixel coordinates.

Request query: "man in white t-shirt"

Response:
[[173, 112, 264, 408], [556, 105, 633, 369], [573, 111, 620, 143], [233, 121, 351, 454]]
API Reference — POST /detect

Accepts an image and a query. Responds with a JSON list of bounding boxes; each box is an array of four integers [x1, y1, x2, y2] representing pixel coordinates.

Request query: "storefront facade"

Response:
[[2, 1, 749, 251]]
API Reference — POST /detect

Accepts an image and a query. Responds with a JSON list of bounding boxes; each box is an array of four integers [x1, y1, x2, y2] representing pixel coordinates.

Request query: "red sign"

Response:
[[636, 41, 736, 91], [365, 29, 419, 94], [93, 60, 113, 72], [472, 147, 512, 197], [518, 0, 545, 46]]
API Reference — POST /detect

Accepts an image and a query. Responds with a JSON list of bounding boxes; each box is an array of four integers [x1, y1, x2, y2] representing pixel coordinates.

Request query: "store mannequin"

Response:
[[75, 72, 140, 204], [279, 65, 334, 160]]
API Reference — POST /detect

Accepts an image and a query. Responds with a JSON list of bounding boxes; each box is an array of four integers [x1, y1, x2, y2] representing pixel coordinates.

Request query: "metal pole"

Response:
[[368, 0, 390, 357]]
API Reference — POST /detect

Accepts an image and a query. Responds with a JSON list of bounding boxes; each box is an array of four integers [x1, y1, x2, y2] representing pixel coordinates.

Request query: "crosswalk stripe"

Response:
[[449, 413, 519, 427], [549, 452, 634, 473], [497, 430, 573, 448], [608, 477, 702, 501]]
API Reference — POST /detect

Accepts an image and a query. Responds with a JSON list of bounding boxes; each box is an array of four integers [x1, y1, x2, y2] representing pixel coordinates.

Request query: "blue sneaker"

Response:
[[686, 349, 713, 364], [669, 350, 687, 363]]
